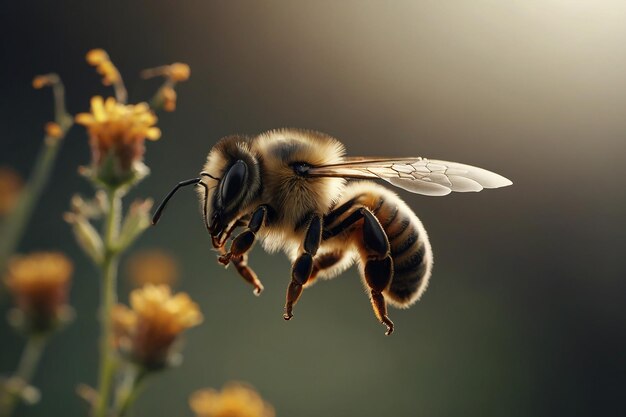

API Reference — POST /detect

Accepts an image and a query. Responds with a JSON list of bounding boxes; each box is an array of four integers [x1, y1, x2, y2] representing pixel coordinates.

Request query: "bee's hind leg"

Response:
[[359, 209, 394, 335], [324, 205, 394, 335]]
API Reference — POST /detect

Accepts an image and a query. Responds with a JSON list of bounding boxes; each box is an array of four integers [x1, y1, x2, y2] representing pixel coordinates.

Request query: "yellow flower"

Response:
[[190, 383, 275, 417], [125, 249, 179, 287], [32, 74, 58, 90], [141, 62, 191, 82], [4, 252, 73, 331], [86, 49, 121, 86], [162, 86, 177, 112], [86, 48, 109, 66], [45, 121, 63, 139], [0, 167, 23, 215], [111, 304, 137, 349], [168, 63, 191, 82], [111, 284, 202, 369], [75, 96, 160, 185]]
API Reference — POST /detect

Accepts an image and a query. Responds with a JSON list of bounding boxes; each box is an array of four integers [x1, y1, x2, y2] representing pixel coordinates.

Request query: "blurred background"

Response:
[[1, 1, 625, 416]]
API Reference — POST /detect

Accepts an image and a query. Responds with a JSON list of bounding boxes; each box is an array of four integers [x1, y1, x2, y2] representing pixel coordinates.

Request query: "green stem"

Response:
[[112, 367, 147, 417], [0, 77, 72, 278], [0, 335, 47, 417], [0, 135, 65, 274], [93, 188, 122, 417]]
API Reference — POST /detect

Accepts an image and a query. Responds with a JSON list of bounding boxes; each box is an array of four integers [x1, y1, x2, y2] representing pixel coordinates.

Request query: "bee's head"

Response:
[[200, 136, 261, 247], [151, 135, 261, 249]]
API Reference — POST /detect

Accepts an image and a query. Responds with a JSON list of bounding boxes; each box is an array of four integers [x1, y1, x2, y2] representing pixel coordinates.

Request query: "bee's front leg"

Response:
[[284, 214, 322, 320], [218, 205, 270, 295]]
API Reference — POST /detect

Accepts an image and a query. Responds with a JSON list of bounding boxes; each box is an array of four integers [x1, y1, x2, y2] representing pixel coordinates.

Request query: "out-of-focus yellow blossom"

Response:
[[162, 87, 177, 112], [141, 62, 191, 82], [85, 49, 108, 66], [140, 62, 190, 111], [125, 249, 179, 287], [0, 167, 23, 215], [86, 49, 121, 86], [75, 96, 160, 185], [168, 63, 191, 82], [44, 122, 63, 139], [111, 304, 136, 349], [31, 74, 58, 90], [190, 383, 275, 417], [4, 252, 73, 331], [112, 284, 202, 369]]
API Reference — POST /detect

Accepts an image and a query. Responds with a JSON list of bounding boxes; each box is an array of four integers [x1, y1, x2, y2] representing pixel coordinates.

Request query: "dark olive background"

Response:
[[1, 1, 625, 416]]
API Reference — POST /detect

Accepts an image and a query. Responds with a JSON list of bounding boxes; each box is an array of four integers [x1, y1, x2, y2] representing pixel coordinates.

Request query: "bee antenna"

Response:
[[152, 178, 202, 225], [200, 172, 220, 181]]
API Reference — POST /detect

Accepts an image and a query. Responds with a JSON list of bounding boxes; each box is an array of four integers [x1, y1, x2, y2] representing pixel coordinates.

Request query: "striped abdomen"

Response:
[[378, 192, 433, 307], [327, 182, 433, 307]]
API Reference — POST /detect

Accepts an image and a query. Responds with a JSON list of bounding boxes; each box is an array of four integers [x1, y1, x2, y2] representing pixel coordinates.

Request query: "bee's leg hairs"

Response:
[[307, 251, 346, 285]]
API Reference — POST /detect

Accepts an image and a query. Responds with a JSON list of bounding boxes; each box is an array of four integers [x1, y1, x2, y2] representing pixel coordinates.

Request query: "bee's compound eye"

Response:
[[220, 160, 247, 206]]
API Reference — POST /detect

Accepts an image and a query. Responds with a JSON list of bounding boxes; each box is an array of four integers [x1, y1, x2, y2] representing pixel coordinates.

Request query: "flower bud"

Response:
[[117, 198, 153, 252], [0, 167, 23, 216], [64, 212, 104, 265]]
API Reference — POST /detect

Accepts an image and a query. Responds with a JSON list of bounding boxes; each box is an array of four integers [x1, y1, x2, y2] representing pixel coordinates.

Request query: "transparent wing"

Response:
[[307, 157, 512, 196]]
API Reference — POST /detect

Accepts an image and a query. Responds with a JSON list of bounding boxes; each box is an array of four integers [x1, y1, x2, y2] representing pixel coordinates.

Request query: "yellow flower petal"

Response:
[[146, 127, 161, 140]]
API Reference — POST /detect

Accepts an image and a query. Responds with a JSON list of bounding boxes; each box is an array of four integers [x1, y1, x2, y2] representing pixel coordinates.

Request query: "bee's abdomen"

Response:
[[373, 190, 433, 307], [325, 182, 433, 307]]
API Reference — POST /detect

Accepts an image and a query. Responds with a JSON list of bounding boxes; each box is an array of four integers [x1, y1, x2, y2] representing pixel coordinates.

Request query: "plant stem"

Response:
[[112, 366, 147, 417], [93, 188, 122, 417], [0, 133, 66, 275], [0, 76, 72, 278], [0, 334, 47, 417]]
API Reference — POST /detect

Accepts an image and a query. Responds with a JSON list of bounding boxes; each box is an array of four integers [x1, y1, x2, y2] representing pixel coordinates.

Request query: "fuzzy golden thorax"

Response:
[[250, 129, 346, 250]]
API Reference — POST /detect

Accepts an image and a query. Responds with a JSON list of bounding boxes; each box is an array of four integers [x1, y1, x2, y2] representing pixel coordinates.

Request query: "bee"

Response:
[[152, 128, 512, 335]]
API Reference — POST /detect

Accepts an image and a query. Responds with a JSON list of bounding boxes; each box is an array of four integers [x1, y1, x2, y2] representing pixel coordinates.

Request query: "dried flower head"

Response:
[[126, 250, 179, 287], [112, 284, 202, 369], [4, 252, 73, 332], [0, 167, 23, 215], [190, 383, 275, 417], [75, 96, 160, 187]]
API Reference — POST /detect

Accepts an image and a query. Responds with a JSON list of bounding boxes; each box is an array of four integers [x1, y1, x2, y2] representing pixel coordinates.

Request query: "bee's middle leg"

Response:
[[284, 214, 322, 320]]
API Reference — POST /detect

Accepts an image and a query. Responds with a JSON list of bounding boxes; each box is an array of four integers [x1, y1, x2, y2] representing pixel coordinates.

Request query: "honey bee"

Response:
[[152, 128, 512, 335]]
